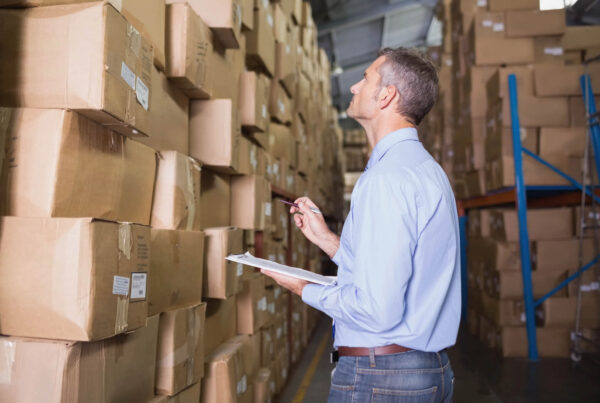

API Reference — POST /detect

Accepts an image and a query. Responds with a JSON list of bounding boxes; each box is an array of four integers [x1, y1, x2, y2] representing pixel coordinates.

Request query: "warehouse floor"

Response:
[[279, 316, 600, 402]]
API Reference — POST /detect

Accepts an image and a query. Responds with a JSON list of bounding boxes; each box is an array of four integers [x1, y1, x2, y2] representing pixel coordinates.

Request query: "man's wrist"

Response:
[[320, 232, 340, 259]]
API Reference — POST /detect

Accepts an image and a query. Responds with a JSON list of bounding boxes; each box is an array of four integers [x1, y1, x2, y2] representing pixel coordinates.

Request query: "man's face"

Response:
[[346, 56, 386, 120]]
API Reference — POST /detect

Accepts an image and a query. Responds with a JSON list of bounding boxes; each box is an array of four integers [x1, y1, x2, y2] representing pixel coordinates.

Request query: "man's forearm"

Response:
[[319, 232, 340, 259]]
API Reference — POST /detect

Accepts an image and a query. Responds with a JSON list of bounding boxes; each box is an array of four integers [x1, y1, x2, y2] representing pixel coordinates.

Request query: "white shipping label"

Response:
[[262, 104, 267, 119], [135, 77, 149, 110], [120, 62, 136, 90], [267, 14, 274, 27], [250, 149, 258, 170], [276, 327, 283, 338], [286, 44, 290, 54], [112, 276, 130, 296], [287, 175, 294, 187], [258, 296, 267, 311], [262, 0, 268, 8], [278, 99, 285, 113], [544, 47, 564, 56], [268, 254, 276, 261], [265, 202, 272, 217], [130, 273, 147, 299], [482, 19, 493, 28], [477, 0, 487, 6], [237, 375, 247, 395], [274, 287, 281, 298], [237, 263, 244, 277], [493, 23, 504, 32], [268, 302, 275, 314]]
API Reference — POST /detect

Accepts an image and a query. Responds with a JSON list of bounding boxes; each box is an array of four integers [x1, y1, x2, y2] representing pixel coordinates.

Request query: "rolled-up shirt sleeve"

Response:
[[302, 174, 418, 334]]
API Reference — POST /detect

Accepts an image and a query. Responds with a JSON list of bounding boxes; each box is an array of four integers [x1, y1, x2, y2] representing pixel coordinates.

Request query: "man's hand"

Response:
[[290, 197, 340, 258], [261, 269, 308, 297]]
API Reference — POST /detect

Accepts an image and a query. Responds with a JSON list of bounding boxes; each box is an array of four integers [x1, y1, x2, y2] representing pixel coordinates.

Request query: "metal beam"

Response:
[[317, 0, 417, 37]]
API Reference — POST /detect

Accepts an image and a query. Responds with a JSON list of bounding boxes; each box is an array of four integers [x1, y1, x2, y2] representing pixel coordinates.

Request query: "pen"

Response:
[[279, 199, 323, 215]]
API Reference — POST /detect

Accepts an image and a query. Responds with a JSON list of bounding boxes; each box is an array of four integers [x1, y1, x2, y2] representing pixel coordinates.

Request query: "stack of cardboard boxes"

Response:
[[340, 128, 370, 216], [420, 0, 600, 358], [0, 0, 342, 401]]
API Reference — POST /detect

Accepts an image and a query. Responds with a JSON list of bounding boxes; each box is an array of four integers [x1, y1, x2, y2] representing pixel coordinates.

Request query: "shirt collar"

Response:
[[365, 127, 419, 171]]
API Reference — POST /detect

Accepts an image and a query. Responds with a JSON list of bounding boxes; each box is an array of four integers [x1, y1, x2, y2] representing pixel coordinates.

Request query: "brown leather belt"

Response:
[[337, 344, 412, 357]]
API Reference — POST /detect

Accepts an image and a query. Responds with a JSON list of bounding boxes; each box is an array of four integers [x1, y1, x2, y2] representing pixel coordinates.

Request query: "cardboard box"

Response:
[[226, 333, 261, 378], [0, 108, 156, 225], [208, 39, 244, 100], [532, 238, 597, 271], [204, 297, 237, 357], [466, 66, 497, 119], [170, 0, 242, 49], [148, 229, 205, 316], [472, 11, 506, 39], [230, 175, 272, 231], [190, 99, 241, 173], [166, 3, 212, 99], [488, 269, 568, 300], [505, 9, 566, 38], [562, 25, 600, 50], [269, 80, 292, 125], [496, 96, 570, 127], [151, 152, 202, 231], [203, 227, 244, 299], [534, 64, 600, 97], [246, 2, 276, 77], [570, 96, 600, 127], [487, 0, 539, 11], [534, 36, 565, 65], [240, 71, 270, 133], [486, 66, 535, 104], [237, 136, 267, 177], [0, 315, 159, 403], [200, 169, 231, 228], [467, 209, 491, 238], [275, 41, 297, 97], [485, 155, 570, 191], [501, 327, 570, 358], [268, 122, 296, 165], [236, 274, 268, 334], [202, 339, 252, 403], [485, 127, 538, 162], [261, 326, 276, 367], [480, 292, 525, 327], [0, 217, 149, 341], [538, 127, 586, 159], [253, 368, 273, 403], [241, 0, 253, 31], [472, 36, 535, 66], [272, 3, 288, 44], [168, 383, 202, 403], [271, 197, 288, 240], [489, 207, 572, 242], [156, 303, 207, 396], [542, 294, 600, 328], [574, 206, 600, 238], [0, 3, 154, 138], [296, 143, 309, 176]]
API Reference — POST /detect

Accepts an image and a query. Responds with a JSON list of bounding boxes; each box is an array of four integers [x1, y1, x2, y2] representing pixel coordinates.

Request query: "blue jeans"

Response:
[[328, 349, 454, 402]]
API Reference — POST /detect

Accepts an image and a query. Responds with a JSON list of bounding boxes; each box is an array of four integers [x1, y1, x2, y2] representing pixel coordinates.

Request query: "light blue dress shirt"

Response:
[[302, 127, 461, 352]]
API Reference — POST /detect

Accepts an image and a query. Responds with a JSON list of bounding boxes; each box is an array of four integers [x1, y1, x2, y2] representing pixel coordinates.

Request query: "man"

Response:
[[262, 47, 460, 402]]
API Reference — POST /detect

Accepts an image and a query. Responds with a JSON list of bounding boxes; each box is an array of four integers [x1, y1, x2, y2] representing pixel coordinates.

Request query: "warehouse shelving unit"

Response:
[[457, 73, 600, 361]]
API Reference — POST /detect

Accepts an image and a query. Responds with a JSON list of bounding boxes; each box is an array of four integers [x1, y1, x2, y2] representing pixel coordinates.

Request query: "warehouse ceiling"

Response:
[[310, 0, 441, 112]]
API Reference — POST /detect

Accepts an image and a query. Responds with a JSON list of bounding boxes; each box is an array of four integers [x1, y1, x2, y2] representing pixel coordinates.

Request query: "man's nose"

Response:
[[350, 83, 359, 94]]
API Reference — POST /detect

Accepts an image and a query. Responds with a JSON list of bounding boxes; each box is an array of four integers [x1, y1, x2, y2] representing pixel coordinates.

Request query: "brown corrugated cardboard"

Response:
[[0, 217, 148, 341], [0, 108, 156, 225], [203, 227, 244, 299], [230, 175, 272, 230], [543, 294, 600, 328], [202, 338, 252, 403], [0, 3, 153, 138], [534, 36, 565, 65], [496, 96, 570, 127], [297, 143, 309, 176], [0, 315, 159, 403], [472, 36, 535, 66], [208, 38, 244, 100], [163, 383, 201, 403], [136, 65, 190, 154], [505, 9, 566, 38], [538, 127, 586, 159], [261, 325, 276, 367], [236, 274, 268, 334], [501, 327, 570, 358], [190, 99, 241, 173], [156, 303, 207, 396], [466, 66, 497, 119], [169, 0, 242, 49], [200, 169, 231, 228], [465, 169, 486, 198], [574, 206, 600, 238], [272, 197, 288, 240], [204, 297, 237, 357], [534, 64, 600, 96], [467, 209, 491, 238], [269, 80, 292, 124], [253, 368, 273, 403], [485, 127, 538, 161], [480, 292, 524, 327], [472, 11, 506, 39], [487, 0, 539, 11], [562, 25, 600, 50], [489, 269, 568, 300], [570, 96, 600, 127], [148, 229, 204, 316], [269, 122, 296, 165], [275, 41, 297, 96], [151, 152, 202, 231], [246, 1, 276, 77], [166, 3, 212, 99], [240, 71, 270, 133], [295, 73, 311, 120], [485, 155, 570, 191], [241, 0, 253, 31], [272, 3, 288, 44], [489, 207, 572, 242], [532, 238, 597, 271]]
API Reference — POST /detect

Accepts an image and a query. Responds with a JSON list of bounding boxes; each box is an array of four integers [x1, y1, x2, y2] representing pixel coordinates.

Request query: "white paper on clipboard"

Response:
[[226, 252, 337, 286]]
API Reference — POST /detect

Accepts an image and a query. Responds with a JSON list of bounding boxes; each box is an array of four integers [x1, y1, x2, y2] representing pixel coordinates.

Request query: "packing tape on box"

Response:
[[115, 296, 129, 334], [0, 339, 16, 385], [157, 308, 202, 388], [184, 157, 202, 231], [118, 224, 133, 260]]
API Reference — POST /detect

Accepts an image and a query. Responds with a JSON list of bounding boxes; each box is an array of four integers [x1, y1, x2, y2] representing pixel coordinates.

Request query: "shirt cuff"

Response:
[[331, 246, 343, 267], [301, 283, 324, 311]]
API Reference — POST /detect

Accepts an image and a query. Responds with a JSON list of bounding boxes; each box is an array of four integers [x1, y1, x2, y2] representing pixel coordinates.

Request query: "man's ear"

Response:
[[378, 85, 396, 109]]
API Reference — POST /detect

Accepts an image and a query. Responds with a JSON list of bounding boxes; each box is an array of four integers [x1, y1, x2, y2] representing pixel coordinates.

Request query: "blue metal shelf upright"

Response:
[[457, 73, 600, 361]]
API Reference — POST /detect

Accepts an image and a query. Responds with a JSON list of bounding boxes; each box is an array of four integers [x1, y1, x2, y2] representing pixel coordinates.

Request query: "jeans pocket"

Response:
[[371, 385, 438, 403]]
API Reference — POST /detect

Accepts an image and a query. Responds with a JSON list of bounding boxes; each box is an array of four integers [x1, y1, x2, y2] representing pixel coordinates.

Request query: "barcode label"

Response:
[[120, 62, 136, 90], [130, 272, 147, 299], [113, 276, 130, 296]]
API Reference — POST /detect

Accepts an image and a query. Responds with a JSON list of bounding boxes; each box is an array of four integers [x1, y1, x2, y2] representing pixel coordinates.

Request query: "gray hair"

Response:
[[376, 47, 438, 125]]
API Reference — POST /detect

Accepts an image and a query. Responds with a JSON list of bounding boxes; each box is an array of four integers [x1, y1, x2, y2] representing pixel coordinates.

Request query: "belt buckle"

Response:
[[330, 350, 339, 363]]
